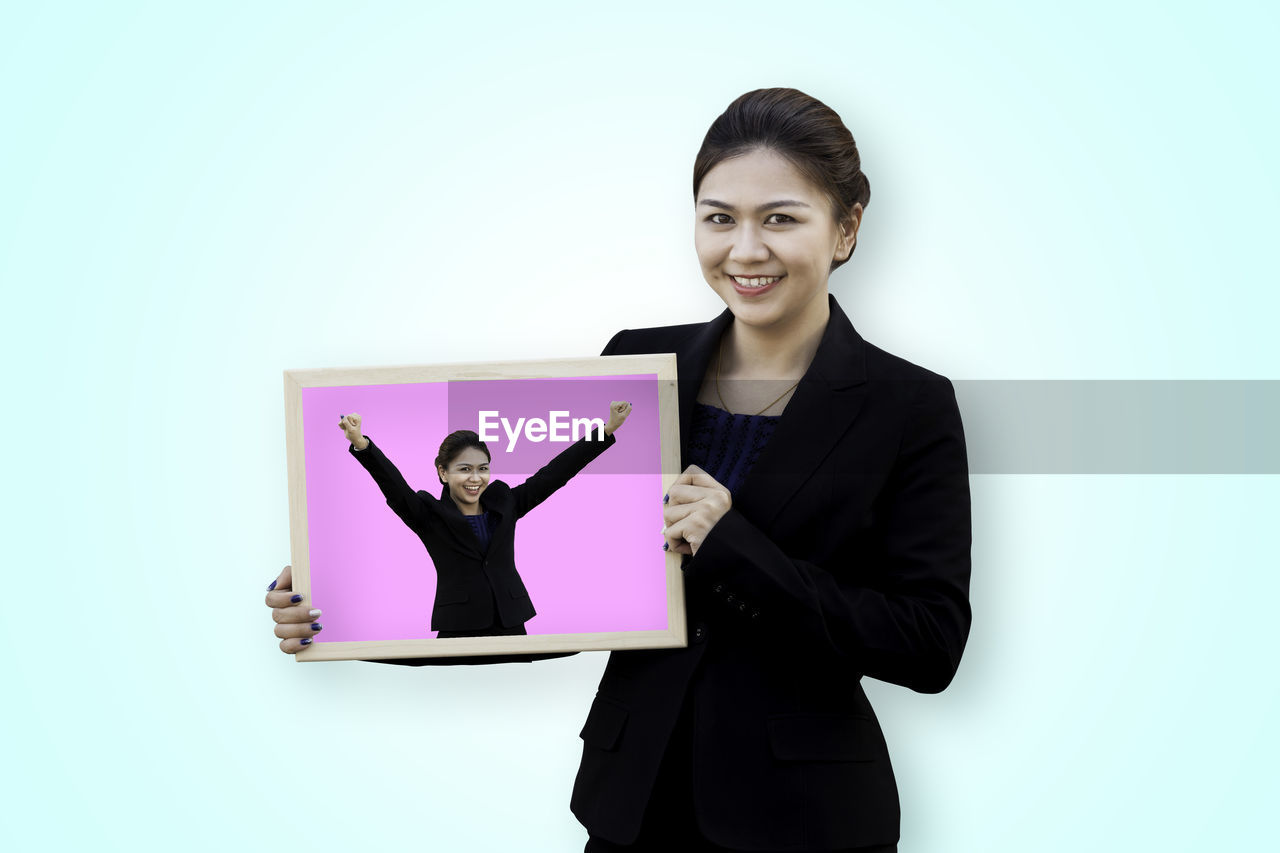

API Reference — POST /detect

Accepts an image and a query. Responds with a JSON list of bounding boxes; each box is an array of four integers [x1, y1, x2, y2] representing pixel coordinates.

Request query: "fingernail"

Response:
[[662, 542, 669, 551], [300, 638, 313, 645], [267, 579, 277, 591], [290, 594, 303, 603], [311, 623, 322, 632], [309, 609, 322, 617], [663, 494, 669, 504]]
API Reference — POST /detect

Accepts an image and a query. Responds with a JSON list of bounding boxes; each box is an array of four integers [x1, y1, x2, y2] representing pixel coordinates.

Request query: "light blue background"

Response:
[[3, 2, 1277, 850]]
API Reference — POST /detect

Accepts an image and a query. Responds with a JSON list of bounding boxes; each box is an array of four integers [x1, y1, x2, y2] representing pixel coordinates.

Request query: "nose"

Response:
[[728, 224, 770, 265]]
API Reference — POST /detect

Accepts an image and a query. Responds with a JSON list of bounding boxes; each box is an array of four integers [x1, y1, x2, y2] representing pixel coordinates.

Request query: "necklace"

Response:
[[714, 334, 800, 416]]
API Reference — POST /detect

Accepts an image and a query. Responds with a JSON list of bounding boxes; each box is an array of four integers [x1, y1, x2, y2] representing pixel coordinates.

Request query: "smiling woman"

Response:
[[571, 89, 970, 852], [334, 404, 631, 638], [695, 148, 860, 356], [264, 87, 969, 853]]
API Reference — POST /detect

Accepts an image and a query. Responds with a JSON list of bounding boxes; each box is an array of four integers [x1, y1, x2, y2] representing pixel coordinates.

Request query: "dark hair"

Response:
[[693, 88, 871, 269], [435, 430, 491, 483]]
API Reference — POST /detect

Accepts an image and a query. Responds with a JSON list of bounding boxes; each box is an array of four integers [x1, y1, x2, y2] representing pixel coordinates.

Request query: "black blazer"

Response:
[[350, 432, 616, 632], [571, 295, 972, 849]]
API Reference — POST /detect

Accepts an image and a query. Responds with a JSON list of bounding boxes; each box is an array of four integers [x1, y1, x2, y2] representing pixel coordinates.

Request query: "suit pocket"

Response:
[[578, 694, 628, 752], [436, 590, 470, 605], [767, 713, 880, 763]]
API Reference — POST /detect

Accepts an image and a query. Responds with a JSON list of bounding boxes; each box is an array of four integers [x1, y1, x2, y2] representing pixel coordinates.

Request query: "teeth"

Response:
[[732, 275, 781, 288]]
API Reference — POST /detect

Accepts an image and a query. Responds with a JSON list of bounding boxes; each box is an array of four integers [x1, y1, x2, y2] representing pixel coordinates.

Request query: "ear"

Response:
[[834, 202, 863, 262], [437, 465, 448, 485]]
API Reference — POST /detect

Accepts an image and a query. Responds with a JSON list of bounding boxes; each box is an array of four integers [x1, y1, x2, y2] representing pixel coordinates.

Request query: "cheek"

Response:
[[694, 232, 722, 267]]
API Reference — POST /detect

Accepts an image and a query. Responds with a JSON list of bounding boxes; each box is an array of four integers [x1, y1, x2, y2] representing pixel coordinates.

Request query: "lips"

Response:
[[729, 273, 784, 296]]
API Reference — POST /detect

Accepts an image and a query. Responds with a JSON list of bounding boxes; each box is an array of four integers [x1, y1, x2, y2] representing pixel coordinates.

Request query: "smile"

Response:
[[730, 275, 783, 288], [464, 485, 482, 494]]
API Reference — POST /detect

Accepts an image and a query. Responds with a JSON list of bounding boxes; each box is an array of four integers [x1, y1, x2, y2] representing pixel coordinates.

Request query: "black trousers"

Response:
[[436, 622, 528, 639]]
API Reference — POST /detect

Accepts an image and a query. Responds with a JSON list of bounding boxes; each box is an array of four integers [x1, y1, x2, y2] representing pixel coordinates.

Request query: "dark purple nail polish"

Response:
[[663, 494, 669, 504], [662, 542, 669, 551], [300, 637, 312, 645], [290, 594, 302, 603], [311, 623, 322, 631], [267, 579, 277, 591]]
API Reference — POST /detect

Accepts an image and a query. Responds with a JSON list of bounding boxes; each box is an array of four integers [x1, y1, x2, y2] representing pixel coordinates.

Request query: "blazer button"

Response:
[[751, 609, 760, 619], [711, 584, 723, 594], [726, 594, 735, 603], [694, 626, 707, 643], [738, 602, 747, 612]]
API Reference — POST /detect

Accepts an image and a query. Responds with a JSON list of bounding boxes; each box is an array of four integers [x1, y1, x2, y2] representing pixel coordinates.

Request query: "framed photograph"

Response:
[[282, 354, 681, 662]]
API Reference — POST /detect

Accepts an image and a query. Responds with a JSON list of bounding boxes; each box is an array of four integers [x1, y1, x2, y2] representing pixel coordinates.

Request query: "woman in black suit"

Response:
[[268, 88, 969, 852], [569, 90, 971, 852], [336, 403, 632, 638]]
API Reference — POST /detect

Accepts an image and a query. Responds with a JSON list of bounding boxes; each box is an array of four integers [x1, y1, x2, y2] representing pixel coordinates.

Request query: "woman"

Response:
[[267, 88, 970, 851], [336, 402, 631, 638]]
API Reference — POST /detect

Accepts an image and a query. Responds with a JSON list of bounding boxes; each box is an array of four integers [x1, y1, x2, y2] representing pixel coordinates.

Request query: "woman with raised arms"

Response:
[[332, 401, 631, 638]]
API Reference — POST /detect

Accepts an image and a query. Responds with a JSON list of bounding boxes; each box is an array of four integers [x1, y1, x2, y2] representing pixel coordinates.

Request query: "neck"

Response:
[[447, 490, 483, 516], [723, 294, 830, 378]]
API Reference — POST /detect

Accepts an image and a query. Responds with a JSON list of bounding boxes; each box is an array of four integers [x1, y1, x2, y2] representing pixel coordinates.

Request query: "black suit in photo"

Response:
[[571, 295, 972, 850], [350, 431, 616, 633]]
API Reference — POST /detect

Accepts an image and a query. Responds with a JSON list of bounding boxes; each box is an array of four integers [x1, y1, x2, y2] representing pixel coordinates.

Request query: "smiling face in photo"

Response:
[[438, 447, 491, 513], [694, 147, 858, 335]]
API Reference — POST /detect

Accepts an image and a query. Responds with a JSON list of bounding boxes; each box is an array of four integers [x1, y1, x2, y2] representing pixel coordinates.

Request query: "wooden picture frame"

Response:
[[283, 354, 682, 662]]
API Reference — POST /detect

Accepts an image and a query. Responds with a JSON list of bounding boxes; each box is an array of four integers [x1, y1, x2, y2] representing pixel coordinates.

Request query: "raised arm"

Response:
[[509, 401, 629, 519], [340, 413, 434, 533]]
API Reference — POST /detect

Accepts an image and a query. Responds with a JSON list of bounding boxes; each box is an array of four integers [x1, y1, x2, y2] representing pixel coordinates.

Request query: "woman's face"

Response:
[[438, 447, 491, 512], [695, 148, 859, 334]]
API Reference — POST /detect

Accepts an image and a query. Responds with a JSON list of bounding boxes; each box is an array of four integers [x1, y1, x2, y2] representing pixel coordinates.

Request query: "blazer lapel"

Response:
[[436, 487, 486, 559], [675, 307, 735, 464], [680, 295, 869, 533]]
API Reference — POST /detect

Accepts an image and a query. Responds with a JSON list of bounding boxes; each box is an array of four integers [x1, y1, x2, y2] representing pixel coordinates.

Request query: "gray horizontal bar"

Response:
[[956, 381, 1280, 474]]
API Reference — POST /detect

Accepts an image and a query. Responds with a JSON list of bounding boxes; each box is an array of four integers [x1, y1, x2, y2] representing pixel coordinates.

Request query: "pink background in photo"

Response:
[[301, 374, 666, 642]]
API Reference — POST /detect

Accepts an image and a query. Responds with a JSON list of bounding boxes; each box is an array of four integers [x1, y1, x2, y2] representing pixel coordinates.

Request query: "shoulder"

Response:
[[858, 339, 960, 421], [484, 481, 514, 501], [862, 339, 952, 383], [600, 321, 707, 356]]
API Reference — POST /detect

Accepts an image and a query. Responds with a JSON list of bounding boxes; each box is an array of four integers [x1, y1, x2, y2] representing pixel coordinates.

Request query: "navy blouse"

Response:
[[462, 510, 498, 553], [685, 402, 781, 497]]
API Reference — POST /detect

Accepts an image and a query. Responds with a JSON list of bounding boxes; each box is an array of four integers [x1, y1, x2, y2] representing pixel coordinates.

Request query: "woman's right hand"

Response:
[[339, 413, 368, 449], [265, 565, 323, 654]]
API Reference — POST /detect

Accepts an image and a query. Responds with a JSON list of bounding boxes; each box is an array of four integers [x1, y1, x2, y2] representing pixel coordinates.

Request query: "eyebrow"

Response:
[[698, 199, 812, 213]]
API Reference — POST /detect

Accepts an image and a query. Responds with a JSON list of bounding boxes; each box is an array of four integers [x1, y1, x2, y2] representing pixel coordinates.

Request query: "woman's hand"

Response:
[[662, 465, 732, 556], [265, 565, 323, 654], [339, 413, 369, 450], [604, 400, 632, 436]]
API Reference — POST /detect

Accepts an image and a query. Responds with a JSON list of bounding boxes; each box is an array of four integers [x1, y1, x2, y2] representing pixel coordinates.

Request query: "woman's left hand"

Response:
[[604, 400, 632, 436], [662, 465, 732, 556]]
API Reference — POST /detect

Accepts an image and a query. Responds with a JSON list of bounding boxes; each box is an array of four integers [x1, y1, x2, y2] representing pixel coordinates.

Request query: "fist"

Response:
[[605, 401, 632, 436], [339, 413, 363, 445]]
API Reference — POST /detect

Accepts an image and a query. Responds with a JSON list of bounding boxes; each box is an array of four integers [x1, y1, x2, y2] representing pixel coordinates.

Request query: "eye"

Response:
[[765, 213, 795, 225], [705, 213, 734, 225]]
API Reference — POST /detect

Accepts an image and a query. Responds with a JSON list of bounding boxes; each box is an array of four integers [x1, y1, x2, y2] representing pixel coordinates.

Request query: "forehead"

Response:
[[448, 448, 490, 468], [696, 148, 827, 206]]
